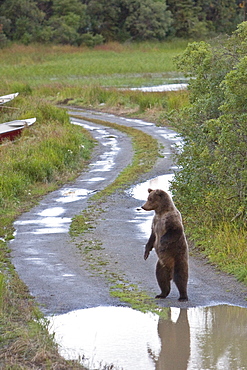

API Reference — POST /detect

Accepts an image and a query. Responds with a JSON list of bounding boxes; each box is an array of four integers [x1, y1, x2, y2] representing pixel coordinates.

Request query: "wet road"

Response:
[[10, 109, 247, 315]]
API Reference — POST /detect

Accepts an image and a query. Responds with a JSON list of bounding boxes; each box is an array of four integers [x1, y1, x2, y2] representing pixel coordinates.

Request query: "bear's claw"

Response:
[[178, 296, 188, 301]]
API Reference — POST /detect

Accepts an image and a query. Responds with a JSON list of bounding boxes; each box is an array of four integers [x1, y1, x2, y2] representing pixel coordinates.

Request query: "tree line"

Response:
[[0, 0, 246, 46]]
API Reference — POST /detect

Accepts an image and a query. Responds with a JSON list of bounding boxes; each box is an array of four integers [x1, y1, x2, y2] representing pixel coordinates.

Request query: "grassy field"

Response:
[[0, 41, 188, 88], [0, 40, 189, 124]]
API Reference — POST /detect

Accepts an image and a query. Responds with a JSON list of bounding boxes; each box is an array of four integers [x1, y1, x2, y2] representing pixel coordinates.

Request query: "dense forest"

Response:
[[0, 0, 246, 46]]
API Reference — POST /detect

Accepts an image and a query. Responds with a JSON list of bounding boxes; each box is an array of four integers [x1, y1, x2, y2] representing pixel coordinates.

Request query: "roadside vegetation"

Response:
[[169, 22, 247, 284]]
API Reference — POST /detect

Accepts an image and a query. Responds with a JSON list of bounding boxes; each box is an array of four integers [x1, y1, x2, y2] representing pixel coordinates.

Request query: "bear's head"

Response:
[[141, 188, 173, 212]]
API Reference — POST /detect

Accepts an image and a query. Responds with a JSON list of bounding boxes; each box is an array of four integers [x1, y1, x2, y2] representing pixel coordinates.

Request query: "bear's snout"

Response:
[[142, 202, 152, 211]]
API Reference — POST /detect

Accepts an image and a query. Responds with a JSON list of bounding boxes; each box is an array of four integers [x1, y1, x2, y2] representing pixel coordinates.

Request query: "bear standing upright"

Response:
[[142, 188, 189, 301]]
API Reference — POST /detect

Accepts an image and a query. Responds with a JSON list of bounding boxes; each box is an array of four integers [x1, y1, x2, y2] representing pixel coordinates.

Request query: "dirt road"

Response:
[[10, 109, 247, 315]]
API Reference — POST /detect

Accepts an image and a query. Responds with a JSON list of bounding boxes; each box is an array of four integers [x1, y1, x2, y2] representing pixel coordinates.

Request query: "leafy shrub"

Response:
[[167, 23, 247, 284], [171, 22, 247, 229]]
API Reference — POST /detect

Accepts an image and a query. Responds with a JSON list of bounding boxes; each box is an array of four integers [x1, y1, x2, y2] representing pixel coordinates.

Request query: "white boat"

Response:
[[0, 117, 36, 142], [0, 92, 19, 105]]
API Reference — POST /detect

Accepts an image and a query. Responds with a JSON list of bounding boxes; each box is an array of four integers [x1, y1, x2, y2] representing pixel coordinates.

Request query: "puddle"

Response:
[[14, 206, 71, 234], [56, 188, 91, 203], [128, 174, 174, 201], [71, 120, 98, 132], [47, 305, 247, 370], [38, 207, 65, 217], [129, 83, 188, 92], [71, 119, 120, 173], [125, 117, 155, 126], [89, 135, 120, 173], [80, 177, 105, 183], [130, 212, 153, 238]]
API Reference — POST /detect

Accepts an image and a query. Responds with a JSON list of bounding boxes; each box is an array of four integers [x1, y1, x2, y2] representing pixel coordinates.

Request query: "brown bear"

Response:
[[142, 188, 188, 301]]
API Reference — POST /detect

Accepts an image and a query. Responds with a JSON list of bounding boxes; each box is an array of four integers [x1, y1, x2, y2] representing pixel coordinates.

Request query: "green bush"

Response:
[[171, 22, 247, 227], [168, 22, 247, 280]]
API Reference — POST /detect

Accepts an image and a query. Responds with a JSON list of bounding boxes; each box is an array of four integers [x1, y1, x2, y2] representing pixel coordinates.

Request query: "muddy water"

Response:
[[48, 304, 247, 370]]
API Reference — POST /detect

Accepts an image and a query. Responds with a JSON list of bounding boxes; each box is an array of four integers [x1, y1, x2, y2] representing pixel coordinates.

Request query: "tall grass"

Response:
[[189, 222, 247, 284], [62, 86, 168, 111], [0, 99, 94, 239]]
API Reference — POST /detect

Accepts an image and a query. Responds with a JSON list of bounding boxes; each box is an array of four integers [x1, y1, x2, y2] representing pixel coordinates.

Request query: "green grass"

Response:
[[0, 41, 188, 88], [56, 86, 188, 118], [188, 222, 247, 285]]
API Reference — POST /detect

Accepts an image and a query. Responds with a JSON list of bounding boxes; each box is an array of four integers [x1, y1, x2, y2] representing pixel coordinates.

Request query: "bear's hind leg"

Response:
[[174, 263, 188, 301], [155, 260, 172, 299]]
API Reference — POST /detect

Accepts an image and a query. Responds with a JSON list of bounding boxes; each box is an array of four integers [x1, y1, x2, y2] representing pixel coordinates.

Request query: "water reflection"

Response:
[[130, 83, 188, 92], [48, 305, 247, 370], [156, 309, 190, 370]]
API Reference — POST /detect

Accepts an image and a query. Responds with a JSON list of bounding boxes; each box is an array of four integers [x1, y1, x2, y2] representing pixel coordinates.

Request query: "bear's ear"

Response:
[[155, 189, 164, 196], [148, 188, 153, 193]]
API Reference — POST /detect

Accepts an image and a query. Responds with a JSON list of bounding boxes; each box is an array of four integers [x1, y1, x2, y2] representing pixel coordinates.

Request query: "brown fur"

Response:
[[142, 188, 189, 301]]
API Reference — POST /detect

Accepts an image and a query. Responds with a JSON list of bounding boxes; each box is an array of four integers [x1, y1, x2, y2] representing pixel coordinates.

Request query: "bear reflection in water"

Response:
[[154, 309, 190, 370], [48, 305, 247, 369]]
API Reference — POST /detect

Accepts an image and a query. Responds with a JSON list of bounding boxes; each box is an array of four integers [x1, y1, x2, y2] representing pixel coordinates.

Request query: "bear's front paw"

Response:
[[155, 294, 168, 299], [144, 250, 149, 260]]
